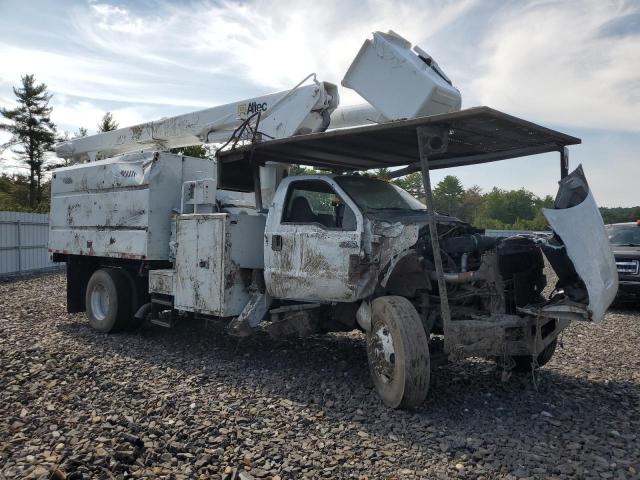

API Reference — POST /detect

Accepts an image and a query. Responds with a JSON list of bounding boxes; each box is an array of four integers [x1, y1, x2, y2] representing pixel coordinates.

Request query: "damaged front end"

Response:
[[372, 165, 617, 359]]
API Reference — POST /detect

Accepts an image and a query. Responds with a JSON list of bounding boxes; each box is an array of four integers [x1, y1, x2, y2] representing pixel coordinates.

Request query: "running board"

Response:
[[149, 311, 175, 328]]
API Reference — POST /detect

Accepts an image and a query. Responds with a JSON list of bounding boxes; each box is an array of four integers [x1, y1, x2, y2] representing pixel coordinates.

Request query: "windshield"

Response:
[[334, 176, 425, 212], [607, 225, 640, 246]]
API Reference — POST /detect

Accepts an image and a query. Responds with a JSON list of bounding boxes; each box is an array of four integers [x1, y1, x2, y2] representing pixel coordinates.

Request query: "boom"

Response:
[[56, 79, 338, 162]]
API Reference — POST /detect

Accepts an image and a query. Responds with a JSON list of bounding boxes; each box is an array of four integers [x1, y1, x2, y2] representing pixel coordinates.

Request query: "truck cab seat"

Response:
[[289, 196, 317, 223]]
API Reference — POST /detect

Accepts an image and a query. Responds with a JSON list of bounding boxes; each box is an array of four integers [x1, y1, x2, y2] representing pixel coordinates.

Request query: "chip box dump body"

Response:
[[49, 152, 212, 260]]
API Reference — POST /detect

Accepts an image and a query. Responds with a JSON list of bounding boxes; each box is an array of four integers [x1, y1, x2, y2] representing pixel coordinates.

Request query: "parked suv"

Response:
[[607, 221, 640, 302]]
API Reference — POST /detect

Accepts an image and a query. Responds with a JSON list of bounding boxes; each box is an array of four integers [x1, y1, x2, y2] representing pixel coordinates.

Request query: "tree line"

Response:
[[0, 74, 120, 210], [291, 165, 640, 230], [1, 74, 638, 227]]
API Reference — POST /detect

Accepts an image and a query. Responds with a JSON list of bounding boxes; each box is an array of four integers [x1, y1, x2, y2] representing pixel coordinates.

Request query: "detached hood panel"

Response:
[[541, 166, 618, 321]]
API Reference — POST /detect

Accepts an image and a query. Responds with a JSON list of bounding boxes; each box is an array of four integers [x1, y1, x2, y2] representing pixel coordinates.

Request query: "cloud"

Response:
[[470, 0, 640, 132], [51, 96, 153, 135], [0, 0, 639, 205], [1, 0, 638, 128], [0, 0, 481, 123], [90, 4, 155, 35]]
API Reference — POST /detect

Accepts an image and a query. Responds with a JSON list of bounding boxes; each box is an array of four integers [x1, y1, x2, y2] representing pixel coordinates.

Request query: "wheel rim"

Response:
[[368, 324, 396, 384], [90, 284, 110, 322]]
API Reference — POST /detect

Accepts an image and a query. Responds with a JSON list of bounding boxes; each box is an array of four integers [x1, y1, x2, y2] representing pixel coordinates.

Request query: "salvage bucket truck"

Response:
[[49, 31, 617, 408]]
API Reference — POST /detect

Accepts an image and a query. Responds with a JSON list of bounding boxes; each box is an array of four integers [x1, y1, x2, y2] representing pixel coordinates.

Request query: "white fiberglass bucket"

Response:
[[342, 30, 462, 120]]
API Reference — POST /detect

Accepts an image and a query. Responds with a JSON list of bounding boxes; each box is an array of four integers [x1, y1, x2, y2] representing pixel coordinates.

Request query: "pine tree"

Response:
[[98, 112, 119, 132], [0, 74, 57, 207], [433, 175, 464, 216]]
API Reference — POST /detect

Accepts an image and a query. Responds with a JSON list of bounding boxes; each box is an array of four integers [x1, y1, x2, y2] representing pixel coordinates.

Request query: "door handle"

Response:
[[272, 234, 282, 251]]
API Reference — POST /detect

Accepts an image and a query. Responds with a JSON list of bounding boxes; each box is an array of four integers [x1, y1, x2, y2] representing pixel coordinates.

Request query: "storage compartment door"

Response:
[[175, 217, 198, 311], [195, 216, 225, 315], [175, 215, 225, 315]]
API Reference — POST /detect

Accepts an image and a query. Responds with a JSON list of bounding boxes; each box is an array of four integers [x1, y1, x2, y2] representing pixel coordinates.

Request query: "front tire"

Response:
[[512, 339, 558, 372], [85, 268, 132, 333], [366, 296, 430, 409]]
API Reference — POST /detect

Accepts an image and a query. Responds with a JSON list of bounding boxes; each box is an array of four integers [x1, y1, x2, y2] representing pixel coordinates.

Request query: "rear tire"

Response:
[[366, 296, 430, 409], [85, 268, 132, 333]]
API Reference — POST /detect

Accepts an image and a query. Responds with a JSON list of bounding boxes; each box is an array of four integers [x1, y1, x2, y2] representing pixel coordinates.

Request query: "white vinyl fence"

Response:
[[0, 211, 61, 277]]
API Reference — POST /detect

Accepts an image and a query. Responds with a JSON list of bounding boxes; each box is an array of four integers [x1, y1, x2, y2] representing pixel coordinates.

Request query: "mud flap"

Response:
[[537, 165, 618, 321]]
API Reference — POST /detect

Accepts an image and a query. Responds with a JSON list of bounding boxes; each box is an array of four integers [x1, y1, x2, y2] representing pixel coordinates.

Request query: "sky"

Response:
[[0, 0, 638, 207]]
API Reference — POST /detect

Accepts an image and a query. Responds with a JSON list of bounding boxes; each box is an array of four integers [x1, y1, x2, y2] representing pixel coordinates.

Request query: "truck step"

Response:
[[150, 317, 174, 328]]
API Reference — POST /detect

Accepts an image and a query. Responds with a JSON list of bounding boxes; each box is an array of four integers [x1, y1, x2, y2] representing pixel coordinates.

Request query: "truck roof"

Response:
[[217, 106, 580, 172]]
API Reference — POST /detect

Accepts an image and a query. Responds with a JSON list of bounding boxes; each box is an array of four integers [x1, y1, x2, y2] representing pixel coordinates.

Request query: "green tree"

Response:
[[0, 74, 57, 207], [599, 206, 640, 224], [482, 187, 538, 225], [0, 173, 50, 212], [98, 112, 119, 132], [433, 175, 464, 216], [368, 167, 391, 180], [392, 172, 424, 199], [169, 145, 210, 159], [459, 185, 484, 223], [75, 127, 88, 138]]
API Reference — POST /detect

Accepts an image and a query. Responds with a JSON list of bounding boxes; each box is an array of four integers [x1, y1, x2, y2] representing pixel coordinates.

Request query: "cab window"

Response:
[[282, 180, 357, 230]]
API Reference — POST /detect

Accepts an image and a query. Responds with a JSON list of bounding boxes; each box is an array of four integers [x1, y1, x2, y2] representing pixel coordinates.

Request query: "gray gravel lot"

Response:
[[1, 273, 639, 480]]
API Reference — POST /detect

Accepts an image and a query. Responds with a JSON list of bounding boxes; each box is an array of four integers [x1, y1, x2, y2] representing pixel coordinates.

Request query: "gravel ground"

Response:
[[1, 273, 639, 480]]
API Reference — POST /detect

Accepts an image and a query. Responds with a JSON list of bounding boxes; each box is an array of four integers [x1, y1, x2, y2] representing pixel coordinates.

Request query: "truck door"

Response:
[[264, 177, 364, 302]]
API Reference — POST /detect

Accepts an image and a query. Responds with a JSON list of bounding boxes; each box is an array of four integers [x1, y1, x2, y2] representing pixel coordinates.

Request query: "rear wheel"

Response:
[[85, 268, 132, 333], [366, 296, 430, 409]]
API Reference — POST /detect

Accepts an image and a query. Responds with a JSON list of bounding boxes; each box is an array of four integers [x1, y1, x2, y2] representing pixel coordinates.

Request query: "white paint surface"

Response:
[[543, 191, 618, 321]]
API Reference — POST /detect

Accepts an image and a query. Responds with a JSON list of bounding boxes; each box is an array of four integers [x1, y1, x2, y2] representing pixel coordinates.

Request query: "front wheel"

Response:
[[513, 339, 558, 372], [366, 296, 430, 409], [496, 339, 558, 372]]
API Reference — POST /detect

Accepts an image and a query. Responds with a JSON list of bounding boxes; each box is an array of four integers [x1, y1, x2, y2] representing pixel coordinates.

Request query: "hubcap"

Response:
[[90, 284, 110, 321], [368, 325, 396, 384]]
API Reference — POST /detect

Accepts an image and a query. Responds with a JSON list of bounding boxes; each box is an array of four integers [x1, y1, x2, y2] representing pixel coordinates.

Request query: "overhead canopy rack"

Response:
[[216, 106, 580, 174], [216, 107, 581, 350]]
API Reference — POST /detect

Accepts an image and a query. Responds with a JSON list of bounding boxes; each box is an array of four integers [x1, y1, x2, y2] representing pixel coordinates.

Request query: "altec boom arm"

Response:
[[56, 79, 339, 162]]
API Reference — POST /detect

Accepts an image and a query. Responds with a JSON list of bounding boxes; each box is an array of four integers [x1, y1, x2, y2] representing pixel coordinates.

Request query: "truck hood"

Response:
[[537, 165, 618, 322]]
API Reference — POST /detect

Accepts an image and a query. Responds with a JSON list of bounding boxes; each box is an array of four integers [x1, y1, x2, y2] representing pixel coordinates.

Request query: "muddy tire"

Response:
[[366, 296, 430, 409], [511, 339, 558, 372], [85, 268, 132, 333]]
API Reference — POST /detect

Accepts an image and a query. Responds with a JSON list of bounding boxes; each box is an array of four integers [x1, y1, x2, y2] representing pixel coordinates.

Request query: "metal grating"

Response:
[[217, 106, 581, 171]]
